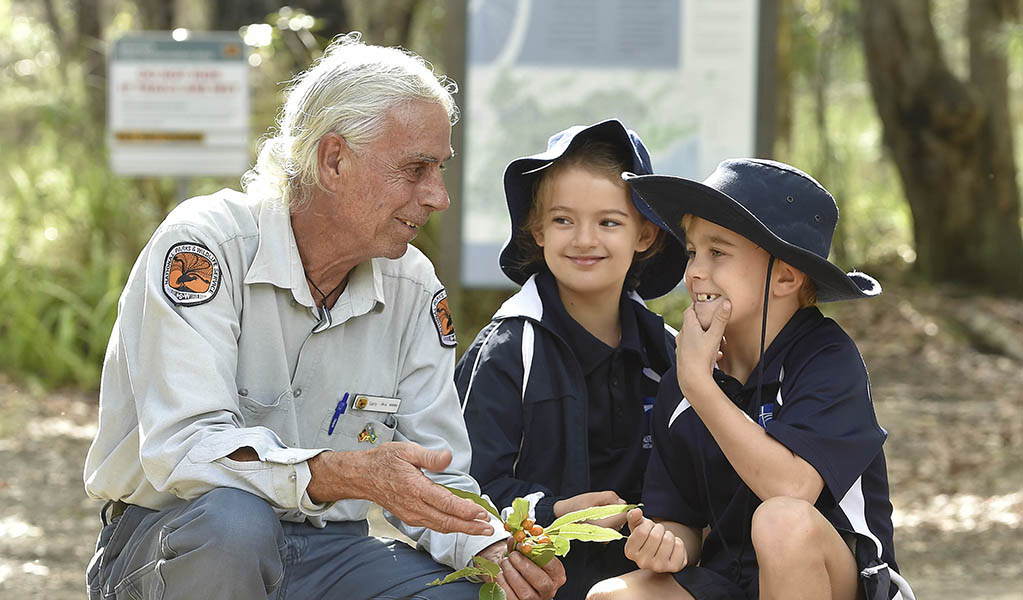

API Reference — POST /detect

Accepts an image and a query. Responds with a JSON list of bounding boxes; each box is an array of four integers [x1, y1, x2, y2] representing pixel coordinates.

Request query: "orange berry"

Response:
[[504, 522, 513, 532], [521, 518, 535, 530], [519, 543, 533, 554], [537, 536, 550, 545], [530, 524, 544, 536], [513, 529, 527, 543]]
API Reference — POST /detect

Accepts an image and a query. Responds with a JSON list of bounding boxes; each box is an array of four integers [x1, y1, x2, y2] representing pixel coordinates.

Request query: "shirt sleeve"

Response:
[[642, 373, 707, 528], [383, 283, 507, 569], [456, 320, 560, 525], [764, 338, 887, 506], [125, 224, 329, 515]]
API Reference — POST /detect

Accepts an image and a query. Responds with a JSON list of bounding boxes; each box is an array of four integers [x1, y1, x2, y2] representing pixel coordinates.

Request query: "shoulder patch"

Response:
[[430, 289, 456, 348], [163, 242, 222, 306]]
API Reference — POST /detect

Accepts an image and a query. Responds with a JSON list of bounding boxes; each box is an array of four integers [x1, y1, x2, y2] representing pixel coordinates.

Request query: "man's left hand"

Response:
[[476, 541, 566, 600]]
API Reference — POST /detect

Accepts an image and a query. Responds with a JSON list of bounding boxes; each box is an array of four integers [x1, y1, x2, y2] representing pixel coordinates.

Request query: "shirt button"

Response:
[[611, 377, 619, 387], [294, 388, 302, 397], [238, 388, 249, 397], [289, 472, 297, 482]]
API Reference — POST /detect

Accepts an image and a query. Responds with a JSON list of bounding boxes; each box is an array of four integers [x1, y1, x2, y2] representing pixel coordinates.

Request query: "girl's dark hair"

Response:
[[512, 138, 665, 290]]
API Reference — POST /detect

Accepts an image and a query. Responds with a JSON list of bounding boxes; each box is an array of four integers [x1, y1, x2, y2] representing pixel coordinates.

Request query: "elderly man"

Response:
[[84, 33, 565, 600]]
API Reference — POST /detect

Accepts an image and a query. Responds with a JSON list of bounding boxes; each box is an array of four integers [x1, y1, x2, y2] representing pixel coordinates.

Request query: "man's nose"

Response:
[[419, 169, 450, 212]]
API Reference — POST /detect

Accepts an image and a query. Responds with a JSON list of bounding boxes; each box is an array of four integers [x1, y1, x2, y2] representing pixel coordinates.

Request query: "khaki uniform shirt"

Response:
[[84, 189, 504, 569]]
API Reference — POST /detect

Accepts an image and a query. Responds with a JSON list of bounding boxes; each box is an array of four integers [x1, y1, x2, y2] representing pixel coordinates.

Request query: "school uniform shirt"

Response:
[[83, 189, 506, 570], [456, 270, 675, 599], [643, 307, 914, 600]]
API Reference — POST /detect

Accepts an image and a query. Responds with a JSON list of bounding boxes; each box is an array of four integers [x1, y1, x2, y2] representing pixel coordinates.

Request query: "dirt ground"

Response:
[[0, 282, 1020, 599]]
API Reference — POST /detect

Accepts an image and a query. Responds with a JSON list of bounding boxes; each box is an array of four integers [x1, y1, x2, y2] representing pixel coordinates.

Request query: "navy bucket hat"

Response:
[[623, 158, 881, 302], [499, 119, 686, 299]]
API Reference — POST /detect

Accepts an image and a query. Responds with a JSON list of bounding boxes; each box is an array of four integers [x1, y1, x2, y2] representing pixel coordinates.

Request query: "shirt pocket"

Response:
[[314, 409, 397, 452], [237, 390, 302, 448]]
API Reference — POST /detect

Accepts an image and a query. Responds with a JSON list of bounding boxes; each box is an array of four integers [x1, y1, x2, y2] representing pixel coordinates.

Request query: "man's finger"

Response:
[[402, 444, 453, 473]]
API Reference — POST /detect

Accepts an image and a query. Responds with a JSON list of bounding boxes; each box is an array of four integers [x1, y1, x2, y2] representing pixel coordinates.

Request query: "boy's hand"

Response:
[[676, 299, 731, 398], [623, 508, 687, 573]]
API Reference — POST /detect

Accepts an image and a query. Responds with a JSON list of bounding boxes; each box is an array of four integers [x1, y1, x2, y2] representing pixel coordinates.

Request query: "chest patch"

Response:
[[163, 242, 221, 306], [430, 289, 456, 347]]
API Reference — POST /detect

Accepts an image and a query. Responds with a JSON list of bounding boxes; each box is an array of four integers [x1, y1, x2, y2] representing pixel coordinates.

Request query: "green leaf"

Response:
[[427, 565, 491, 587], [553, 535, 571, 556], [551, 523, 626, 542], [441, 485, 501, 520], [547, 503, 638, 531], [479, 582, 507, 600], [507, 497, 530, 530], [526, 545, 558, 567], [473, 555, 501, 579]]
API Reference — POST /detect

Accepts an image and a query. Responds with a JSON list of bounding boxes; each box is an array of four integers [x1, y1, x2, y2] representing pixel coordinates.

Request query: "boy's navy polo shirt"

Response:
[[643, 307, 901, 594], [535, 272, 658, 504]]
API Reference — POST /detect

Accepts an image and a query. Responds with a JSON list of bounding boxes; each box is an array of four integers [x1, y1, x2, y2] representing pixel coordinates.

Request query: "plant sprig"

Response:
[[428, 487, 638, 599]]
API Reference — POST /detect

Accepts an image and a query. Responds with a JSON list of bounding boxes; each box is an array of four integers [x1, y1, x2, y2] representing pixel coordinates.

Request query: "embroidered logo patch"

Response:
[[163, 242, 221, 306], [430, 289, 456, 348]]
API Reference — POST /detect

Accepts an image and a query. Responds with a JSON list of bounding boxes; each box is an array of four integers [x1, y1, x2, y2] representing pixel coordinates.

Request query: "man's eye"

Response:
[[600, 219, 621, 227], [686, 249, 696, 259], [438, 163, 447, 172]]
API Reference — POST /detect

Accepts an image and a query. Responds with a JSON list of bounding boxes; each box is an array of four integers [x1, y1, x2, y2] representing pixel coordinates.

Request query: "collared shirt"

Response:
[[534, 272, 654, 504], [84, 189, 505, 569]]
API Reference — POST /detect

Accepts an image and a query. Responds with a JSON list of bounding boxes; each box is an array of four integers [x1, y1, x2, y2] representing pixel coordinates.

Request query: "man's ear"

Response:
[[772, 260, 806, 298], [317, 132, 349, 193]]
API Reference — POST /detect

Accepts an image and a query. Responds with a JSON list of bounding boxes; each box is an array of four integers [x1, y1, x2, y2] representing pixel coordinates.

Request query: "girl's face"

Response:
[[532, 166, 657, 303]]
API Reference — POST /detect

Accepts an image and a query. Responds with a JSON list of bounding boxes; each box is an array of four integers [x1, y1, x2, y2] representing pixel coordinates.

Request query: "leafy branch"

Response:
[[429, 487, 638, 599]]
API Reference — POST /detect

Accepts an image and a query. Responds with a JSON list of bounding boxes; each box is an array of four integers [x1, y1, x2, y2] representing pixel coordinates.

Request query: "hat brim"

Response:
[[624, 173, 880, 302], [499, 120, 686, 299]]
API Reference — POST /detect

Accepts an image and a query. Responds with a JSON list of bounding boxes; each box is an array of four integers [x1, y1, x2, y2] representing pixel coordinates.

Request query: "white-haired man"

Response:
[[84, 33, 566, 600]]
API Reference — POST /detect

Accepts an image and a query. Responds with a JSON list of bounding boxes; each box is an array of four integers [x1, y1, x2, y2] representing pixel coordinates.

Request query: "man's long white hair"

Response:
[[242, 32, 458, 208]]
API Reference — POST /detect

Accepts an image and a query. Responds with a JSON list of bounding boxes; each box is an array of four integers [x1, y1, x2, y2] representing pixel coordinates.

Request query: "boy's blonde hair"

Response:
[[513, 139, 666, 290], [680, 214, 817, 308]]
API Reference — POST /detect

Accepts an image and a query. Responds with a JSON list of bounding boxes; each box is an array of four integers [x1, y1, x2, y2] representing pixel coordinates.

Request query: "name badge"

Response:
[[351, 394, 401, 414]]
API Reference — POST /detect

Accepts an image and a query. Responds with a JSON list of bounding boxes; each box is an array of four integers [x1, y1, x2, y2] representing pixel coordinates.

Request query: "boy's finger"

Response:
[[707, 299, 731, 338]]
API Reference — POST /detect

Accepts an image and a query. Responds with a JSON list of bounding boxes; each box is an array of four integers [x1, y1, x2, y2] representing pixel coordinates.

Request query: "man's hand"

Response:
[[553, 490, 628, 530], [676, 299, 730, 399], [306, 441, 494, 536], [477, 541, 566, 600], [623, 508, 687, 574]]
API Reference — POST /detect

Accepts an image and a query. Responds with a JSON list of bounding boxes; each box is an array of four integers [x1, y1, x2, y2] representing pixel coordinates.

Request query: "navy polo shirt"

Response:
[[535, 272, 657, 504], [643, 307, 900, 593]]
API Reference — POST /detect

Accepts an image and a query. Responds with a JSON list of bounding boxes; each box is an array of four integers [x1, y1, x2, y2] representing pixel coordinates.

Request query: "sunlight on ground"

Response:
[[25, 417, 96, 440], [893, 492, 1022, 531], [0, 515, 41, 539]]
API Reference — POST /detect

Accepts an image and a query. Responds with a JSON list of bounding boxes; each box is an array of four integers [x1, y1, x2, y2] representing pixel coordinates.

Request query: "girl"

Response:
[[456, 119, 686, 599]]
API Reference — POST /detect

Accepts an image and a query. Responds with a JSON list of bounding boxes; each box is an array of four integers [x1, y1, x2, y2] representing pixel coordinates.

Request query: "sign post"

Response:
[[108, 32, 249, 178]]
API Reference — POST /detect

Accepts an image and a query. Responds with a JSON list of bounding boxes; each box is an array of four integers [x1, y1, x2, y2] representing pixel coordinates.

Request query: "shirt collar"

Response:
[[245, 200, 313, 305], [536, 270, 643, 374], [244, 200, 385, 318], [740, 306, 825, 392]]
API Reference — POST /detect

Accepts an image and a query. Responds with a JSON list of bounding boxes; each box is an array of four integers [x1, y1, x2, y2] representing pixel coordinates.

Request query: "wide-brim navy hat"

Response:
[[623, 158, 881, 302], [499, 119, 686, 299]]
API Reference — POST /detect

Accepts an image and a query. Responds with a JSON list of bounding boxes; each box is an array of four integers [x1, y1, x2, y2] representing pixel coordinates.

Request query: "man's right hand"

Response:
[[552, 490, 628, 530], [306, 441, 494, 536]]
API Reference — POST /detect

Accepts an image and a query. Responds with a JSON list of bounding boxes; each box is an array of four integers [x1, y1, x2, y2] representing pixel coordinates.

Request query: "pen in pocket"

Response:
[[328, 392, 348, 435]]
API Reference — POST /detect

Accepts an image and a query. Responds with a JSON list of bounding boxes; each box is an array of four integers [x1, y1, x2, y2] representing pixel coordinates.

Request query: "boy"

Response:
[[587, 159, 915, 599], [456, 120, 687, 599]]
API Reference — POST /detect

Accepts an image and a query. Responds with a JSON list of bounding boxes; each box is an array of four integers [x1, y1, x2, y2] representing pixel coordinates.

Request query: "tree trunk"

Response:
[[860, 0, 1022, 296]]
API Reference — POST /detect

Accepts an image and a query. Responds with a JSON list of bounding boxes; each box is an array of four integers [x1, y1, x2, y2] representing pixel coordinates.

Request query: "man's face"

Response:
[[335, 100, 453, 261]]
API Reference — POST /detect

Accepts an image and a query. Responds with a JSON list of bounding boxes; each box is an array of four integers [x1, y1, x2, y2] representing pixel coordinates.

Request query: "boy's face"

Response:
[[684, 217, 772, 332], [532, 165, 657, 303]]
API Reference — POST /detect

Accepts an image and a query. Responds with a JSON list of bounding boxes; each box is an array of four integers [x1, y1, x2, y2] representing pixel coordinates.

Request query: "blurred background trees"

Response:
[[1, 0, 1020, 390]]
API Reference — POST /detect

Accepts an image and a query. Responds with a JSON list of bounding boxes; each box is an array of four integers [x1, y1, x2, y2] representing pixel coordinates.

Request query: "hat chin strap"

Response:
[[732, 255, 775, 583]]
